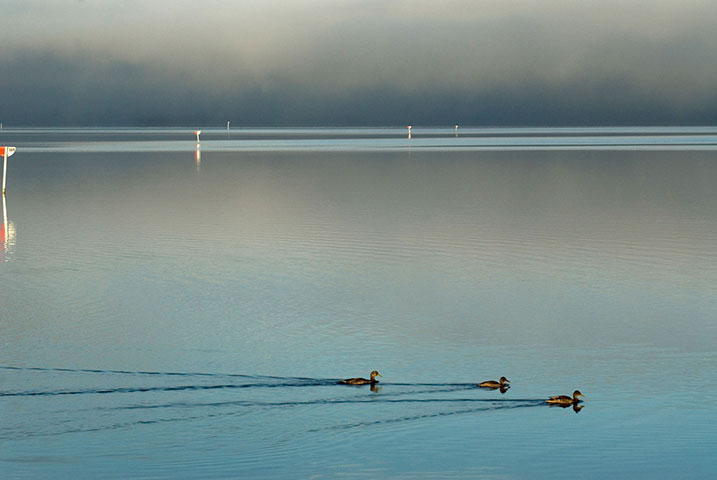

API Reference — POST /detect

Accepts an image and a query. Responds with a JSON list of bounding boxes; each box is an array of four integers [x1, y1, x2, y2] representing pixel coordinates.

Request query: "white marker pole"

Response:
[[2, 146, 16, 195], [407, 125, 412, 139], [2, 149, 5, 195], [195, 130, 201, 146]]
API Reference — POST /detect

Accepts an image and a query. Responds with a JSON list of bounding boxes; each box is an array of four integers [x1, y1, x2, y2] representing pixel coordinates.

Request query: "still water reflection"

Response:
[[1, 194, 16, 261], [0, 129, 715, 478]]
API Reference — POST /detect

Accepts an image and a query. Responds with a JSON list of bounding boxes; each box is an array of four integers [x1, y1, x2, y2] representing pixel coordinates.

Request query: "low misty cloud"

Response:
[[1, 0, 716, 125]]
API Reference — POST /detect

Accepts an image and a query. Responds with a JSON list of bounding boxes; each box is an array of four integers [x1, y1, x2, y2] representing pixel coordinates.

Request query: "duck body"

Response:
[[340, 377, 378, 385], [478, 376, 510, 389], [340, 370, 381, 385], [547, 390, 584, 405]]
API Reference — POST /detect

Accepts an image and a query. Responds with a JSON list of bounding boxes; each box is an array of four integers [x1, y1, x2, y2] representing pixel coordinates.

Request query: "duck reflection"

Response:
[[370, 383, 381, 393], [1, 194, 16, 261], [548, 402, 585, 413]]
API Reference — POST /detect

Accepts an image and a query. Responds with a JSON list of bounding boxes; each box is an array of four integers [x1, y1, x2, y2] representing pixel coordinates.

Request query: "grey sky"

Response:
[[1, 0, 716, 126]]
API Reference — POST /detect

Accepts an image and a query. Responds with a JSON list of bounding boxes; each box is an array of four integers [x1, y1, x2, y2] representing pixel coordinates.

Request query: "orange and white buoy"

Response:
[[1, 146, 16, 195], [195, 130, 201, 146]]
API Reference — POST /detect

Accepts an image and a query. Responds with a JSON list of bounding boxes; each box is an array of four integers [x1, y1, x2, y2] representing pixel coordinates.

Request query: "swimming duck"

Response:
[[546, 390, 584, 406], [339, 370, 381, 385], [478, 376, 510, 389]]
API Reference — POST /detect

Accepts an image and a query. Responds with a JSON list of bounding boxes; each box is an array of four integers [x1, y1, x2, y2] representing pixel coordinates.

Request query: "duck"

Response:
[[478, 376, 510, 389], [339, 370, 381, 385], [546, 390, 584, 406]]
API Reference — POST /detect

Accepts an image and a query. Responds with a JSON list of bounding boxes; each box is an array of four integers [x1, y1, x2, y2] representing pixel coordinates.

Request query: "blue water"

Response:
[[1, 128, 716, 478]]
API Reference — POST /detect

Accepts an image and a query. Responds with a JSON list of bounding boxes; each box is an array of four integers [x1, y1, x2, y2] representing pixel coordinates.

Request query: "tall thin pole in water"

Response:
[[2, 149, 6, 195], [2, 146, 16, 195]]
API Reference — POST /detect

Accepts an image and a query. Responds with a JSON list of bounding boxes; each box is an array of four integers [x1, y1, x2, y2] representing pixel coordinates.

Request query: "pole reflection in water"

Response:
[[195, 147, 201, 171], [1, 194, 16, 261]]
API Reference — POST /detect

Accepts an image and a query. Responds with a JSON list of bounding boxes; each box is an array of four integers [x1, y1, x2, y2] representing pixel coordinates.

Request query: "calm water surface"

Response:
[[1, 128, 716, 478]]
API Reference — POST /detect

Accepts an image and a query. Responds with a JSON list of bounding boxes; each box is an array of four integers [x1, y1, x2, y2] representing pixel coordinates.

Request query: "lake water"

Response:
[[1, 127, 716, 478]]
